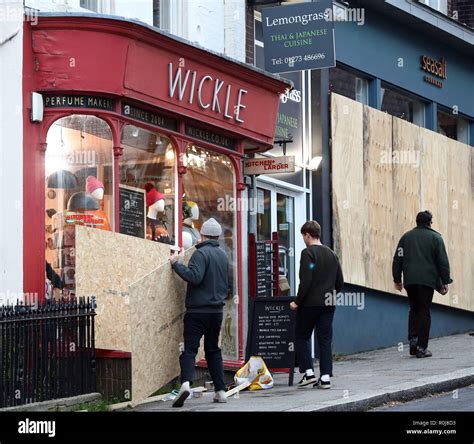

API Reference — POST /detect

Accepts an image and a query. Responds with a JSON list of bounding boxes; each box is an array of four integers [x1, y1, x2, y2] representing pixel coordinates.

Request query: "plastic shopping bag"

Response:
[[234, 356, 274, 391]]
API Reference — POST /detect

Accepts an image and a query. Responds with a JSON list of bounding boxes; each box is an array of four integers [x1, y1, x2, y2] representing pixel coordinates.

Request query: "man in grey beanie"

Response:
[[170, 217, 230, 407]]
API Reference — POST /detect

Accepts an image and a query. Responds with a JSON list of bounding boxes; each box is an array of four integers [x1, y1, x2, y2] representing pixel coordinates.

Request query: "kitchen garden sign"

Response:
[[262, 0, 335, 74]]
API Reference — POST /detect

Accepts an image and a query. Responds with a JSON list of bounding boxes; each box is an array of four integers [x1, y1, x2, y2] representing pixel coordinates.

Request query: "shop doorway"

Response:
[[256, 184, 302, 296]]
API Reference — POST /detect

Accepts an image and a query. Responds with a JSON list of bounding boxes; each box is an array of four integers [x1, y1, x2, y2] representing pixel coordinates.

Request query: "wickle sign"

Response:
[[262, 0, 335, 74]]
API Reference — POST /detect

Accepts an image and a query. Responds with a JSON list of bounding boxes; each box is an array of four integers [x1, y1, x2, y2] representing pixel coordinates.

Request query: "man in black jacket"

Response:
[[290, 221, 344, 389], [392, 210, 453, 358], [170, 217, 229, 407]]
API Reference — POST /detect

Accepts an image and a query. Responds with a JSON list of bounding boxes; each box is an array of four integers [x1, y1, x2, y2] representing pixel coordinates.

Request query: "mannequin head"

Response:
[[86, 176, 104, 201], [146, 186, 165, 220], [182, 200, 201, 249], [182, 200, 200, 226]]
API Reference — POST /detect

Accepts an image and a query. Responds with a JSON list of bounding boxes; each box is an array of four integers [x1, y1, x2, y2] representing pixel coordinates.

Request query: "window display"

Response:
[[437, 110, 469, 143], [45, 115, 114, 300], [120, 125, 176, 245], [183, 145, 239, 360], [381, 84, 425, 126]]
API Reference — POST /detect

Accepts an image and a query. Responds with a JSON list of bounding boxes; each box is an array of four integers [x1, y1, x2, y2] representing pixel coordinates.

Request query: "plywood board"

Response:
[[75, 226, 171, 351], [420, 128, 449, 306], [332, 96, 473, 311], [392, 118, 422, 249], [363, 105, 393, 293], [130, 249, 206, 404], [331, 93, 366, 286], [446, 138, 472, 311]]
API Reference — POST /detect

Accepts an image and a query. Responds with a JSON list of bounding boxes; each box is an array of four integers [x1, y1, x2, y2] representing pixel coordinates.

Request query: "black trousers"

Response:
[[405, 284, 434, 349], [295, 306, 336, 377], [180, 312, 226, 392]]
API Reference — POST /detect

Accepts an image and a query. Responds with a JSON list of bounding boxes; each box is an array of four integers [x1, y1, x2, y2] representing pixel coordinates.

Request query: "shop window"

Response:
[[329, 66, 368, 105], [418, 0, 448, 15], [45, 115, 114, 300], [182, 145, 239, 360], [119, 125, 176, 245], [438, 110, 469, 143], [256, 188, 271, 241], [277, 193, 295, 296], [381, 84, 425, 126]]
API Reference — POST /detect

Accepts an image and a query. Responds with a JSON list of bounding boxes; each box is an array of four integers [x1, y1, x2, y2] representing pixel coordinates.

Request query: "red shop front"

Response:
[[22, 13, 290, 367]]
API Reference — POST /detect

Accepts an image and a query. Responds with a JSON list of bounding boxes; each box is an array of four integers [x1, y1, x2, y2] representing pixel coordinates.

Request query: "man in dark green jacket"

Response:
[[392, 210, 452, 358]]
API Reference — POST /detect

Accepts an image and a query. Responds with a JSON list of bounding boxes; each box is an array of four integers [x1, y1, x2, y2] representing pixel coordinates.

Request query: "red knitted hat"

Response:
[[144, 182, 155, 193], [146, 188, 165, 207], [86, 176, 104, 194]]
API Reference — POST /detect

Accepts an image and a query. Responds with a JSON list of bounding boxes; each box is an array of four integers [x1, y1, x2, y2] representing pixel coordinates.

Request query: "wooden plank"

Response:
[[363, 105, 394, 294], [331, 96, 473, 311], [75, 226, 170, 351], [446, 138, 472, 312], [225, 381, 251, 398], [331, 93, 366, 286], [419, 128, 449, 307], [391, 118, 422, 300], [129, 249, 205, 405]]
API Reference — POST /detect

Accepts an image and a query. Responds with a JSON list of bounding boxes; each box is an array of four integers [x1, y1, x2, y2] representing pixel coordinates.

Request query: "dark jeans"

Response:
[[295, 305, 336, 377], [405, 284, 434, 349], [180, 312, 226, 391]]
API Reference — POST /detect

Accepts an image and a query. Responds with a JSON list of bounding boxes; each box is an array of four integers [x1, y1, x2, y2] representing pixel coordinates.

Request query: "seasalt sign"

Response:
[[421, 55, 447, 89], [244, 156, 295, 175]]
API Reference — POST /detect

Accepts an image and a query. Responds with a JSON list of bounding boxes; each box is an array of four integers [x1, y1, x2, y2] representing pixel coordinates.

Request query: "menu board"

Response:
[[247, 297, 296, 377], [255, 242, 272, 297], [119, 185, 146, 238]]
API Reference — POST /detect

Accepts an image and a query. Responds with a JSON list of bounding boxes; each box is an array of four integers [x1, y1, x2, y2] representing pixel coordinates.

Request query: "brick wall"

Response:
[[245, 3, 255, 64], [448, 0, 474, 28]]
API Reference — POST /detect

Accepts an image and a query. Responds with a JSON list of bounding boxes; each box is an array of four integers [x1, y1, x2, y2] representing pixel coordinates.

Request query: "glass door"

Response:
[[276, 193, 295, 296], [256, 185, 296, 295]]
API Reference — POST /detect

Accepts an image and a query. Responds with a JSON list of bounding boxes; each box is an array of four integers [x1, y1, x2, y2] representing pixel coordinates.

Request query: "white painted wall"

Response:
[[224, 0, 246, 62], [166, 0, 246, 62], [0, 0, 24, 305], [185, 0, 225, 54], [25, 0, 153, 24], [25, 0, 246, 61]]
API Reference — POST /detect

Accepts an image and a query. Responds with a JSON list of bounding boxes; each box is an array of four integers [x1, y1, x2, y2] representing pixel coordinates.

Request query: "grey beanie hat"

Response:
[[200, 217, 222, 237]]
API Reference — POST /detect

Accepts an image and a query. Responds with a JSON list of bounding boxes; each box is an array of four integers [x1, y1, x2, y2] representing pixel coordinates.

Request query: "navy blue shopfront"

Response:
[[334, 8, 473, 123], [320, 4, 474, 355]]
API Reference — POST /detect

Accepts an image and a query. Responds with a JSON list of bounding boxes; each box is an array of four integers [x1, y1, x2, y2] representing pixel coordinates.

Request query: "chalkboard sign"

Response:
[[247, 297, 296, 385], [255, 242, 272, 297], [119, 185, 146, 238]]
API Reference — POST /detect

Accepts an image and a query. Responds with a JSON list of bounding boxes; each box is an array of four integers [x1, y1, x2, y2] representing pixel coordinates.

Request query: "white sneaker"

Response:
[[213, 390, 228, 403], [172, 382, 191, 408]]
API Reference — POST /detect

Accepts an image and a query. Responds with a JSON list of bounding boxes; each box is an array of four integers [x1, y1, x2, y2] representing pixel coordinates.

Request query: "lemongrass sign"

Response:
[[262, 0, 335, 73]]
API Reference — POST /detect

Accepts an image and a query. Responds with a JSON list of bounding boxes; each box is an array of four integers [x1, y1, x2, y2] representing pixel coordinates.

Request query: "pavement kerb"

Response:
[[298, 367, 474, 412]]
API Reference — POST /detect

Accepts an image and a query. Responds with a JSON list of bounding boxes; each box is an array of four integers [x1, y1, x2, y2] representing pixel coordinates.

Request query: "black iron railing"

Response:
[[0, 297, 96, 408]]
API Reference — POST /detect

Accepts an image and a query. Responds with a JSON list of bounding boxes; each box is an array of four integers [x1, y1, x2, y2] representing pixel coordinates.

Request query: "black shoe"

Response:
[[416, 348, 432, 358], [409, 337, 418, 356], [297, 374, 317, 387], [313, 378, 331, 389]]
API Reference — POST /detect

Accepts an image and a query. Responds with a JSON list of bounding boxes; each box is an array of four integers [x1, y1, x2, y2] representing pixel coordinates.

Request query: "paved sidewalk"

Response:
[[133, 333, 474, 412]]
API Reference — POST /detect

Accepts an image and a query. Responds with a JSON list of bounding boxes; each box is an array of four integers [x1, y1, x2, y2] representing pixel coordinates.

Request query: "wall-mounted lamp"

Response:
[[307, 156, 323, 171], [31, 92, 44, 123]]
